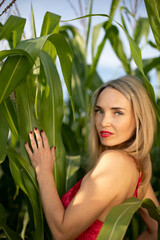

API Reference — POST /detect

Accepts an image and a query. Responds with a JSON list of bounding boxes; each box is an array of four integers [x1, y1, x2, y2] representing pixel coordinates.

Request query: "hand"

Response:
[[25, 128, 56, 175], [136, 229, 157, 240]]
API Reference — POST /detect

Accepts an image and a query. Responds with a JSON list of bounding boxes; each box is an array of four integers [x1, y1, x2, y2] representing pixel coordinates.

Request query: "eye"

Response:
[[95, 109, 103, 114], [115, 111, 123, 116]]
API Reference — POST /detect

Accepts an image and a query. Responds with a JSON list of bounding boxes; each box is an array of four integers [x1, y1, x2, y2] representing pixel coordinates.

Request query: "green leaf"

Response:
[[16, 36, 49, 62], [97, 197, 160, 240], [60, 25, 87, 111], [7, 147, 44, 240], [62, 7, 120, 89], [40, 12, 61, 36], [0, 98, 19, 139], [85, 0, 93, 52], [16, 74, 40, 159], [39, 50, 66, 196], [31, 3, 37, 38], [7, 147, 39, 192], [41, 12, 61, 61], [0, 49, 34, 62], [92, 22, 104, 58], [66, 155, 81, 191], [0, 33, 74, 115], [134, 18, 150, 45], [0, 15, 26, 48], [109, 0, 121, 19], [72, 64, 86, 110], [48, 33, 74, 114], [0, 55, 33, 104], [107, 25, 131, 73], [22, 170, 44, 240], [97, 198, 142, 240], [89, 68, 103, 92], [118, 23, 144, 74], [16, 49, 66, 196], [142, 198, 160, 223], [0, 107, 8, 163], [143, 57, 160, 74], [9, 155, 29, 196], [144, 0, 160, 50], [62, 123, 81, 154], [0, 203, 23, 240]]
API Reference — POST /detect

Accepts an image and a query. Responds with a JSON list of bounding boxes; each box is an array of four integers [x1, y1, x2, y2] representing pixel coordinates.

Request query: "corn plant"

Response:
[[0, 11, 74, 239], [0, 0, 160, 239]]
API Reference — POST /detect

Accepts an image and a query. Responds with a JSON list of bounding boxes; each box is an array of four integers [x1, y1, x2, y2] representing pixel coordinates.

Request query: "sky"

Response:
[[0, 0, 160, 97]]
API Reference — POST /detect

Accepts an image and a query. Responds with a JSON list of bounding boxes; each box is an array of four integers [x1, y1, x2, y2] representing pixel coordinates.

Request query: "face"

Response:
[[95, 87, 136, 149]]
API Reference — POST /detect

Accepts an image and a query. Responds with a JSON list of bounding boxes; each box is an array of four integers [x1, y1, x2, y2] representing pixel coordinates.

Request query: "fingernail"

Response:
[[25, 142, 27, 145], [54, 146, 56, 150], [34, 127, 38, 130], [40, 130, 44, 133], [29, 131, 33, 134]]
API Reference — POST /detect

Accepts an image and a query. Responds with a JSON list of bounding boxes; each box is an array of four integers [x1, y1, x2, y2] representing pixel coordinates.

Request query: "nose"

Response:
[[101, 113, 111, 127]]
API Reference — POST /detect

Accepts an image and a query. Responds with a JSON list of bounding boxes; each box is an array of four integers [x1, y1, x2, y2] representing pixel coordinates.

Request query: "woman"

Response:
[[25, 75, 159, 240]]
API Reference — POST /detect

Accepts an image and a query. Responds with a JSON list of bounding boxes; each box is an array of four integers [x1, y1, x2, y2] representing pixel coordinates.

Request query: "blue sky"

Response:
[[0, 0, 159, 97]]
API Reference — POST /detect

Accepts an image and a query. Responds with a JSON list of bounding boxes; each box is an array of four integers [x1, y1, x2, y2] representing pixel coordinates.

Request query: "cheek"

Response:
[[116, 117, 135, 132], [95, 118, 99, 131], [122, 117, 136, 134]]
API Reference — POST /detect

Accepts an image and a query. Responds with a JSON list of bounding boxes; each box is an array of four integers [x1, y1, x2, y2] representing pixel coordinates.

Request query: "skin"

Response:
[[95, 87, 136, 148], [25, 87, 159, 240]]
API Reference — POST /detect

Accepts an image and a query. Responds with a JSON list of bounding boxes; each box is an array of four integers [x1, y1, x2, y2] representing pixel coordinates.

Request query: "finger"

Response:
[[51, 146, 56, 163], [29, 131, 37, 151], [25, 142, 33, 160], [40, 130, 50, 151], [34, 128, 43, 148]]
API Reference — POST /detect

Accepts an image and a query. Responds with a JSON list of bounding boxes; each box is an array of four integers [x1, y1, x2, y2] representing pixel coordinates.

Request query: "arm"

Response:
[[25, 129, 138, 240], [137, 183, 159, 240]]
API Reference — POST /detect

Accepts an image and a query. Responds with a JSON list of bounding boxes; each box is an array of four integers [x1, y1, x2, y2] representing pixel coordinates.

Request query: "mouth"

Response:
[[100, 131, 113, 138]]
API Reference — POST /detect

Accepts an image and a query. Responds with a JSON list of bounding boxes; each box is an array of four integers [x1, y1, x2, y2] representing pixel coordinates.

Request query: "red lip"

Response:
[[100, 131, 113, 137]]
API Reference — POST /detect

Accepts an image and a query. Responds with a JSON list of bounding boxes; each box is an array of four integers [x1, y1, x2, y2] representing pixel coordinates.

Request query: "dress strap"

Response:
[[133, 172, 143, 198]]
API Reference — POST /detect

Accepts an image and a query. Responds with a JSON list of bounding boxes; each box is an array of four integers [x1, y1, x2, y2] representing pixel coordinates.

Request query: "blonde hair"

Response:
[[88, 75, 156, 185]]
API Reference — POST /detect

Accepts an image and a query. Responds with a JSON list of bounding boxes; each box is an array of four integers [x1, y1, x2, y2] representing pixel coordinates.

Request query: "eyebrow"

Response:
[[95, 105, 126, 111]]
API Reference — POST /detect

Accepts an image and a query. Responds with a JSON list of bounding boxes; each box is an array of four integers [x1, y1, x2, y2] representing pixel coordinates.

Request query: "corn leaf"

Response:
[[7, 147, 44, 240], [141, 198, 160, 223], [60, 25, 86, 111], [7, 147, 38, 192], [107, 24, 131, 73], [133, 18, 150, 45], [0, 33, 74, 115], [0, 55, 33, 104], [9, 155, 29, 196], [16, 49, 66, 195], [92, 22, 104, 59], [97, 197, 160, 240], [0, 108, 8, 163], [66, 155, 81, 191], [40, 12, 61, 62], [0, 203, 22, 240], [85, 0, 93, 51], [0, 49, 34, 62], [48, 33, 74, 115], [0, 98, 19, 139], [39, 50, 66, 196], [144, 0, 160, 50], [0, 15, 26, 48], [40, 12, 61, 36], [31, 3, 37, 38], [86, 0, 121, 87]]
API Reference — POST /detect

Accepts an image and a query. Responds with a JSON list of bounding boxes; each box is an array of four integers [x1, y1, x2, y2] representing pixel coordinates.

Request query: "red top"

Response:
[[61, 173, 143, 240]]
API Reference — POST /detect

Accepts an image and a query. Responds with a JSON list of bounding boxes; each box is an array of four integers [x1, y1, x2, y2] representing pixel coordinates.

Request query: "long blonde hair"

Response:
[[88, 75, 156, 184]]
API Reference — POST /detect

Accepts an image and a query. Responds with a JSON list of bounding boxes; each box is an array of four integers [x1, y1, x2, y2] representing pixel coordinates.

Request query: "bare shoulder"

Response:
[[85, 150, 138, 198], [93, 150, 136, 175]]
